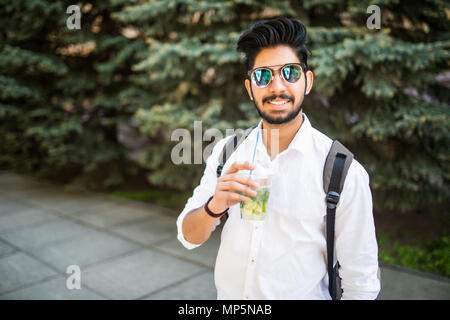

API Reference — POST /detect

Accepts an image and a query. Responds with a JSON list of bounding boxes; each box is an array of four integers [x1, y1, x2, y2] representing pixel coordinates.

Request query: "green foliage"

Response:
[[303, 0, 450, 213], [122, 0, 449, 215], [0, 0, 144, 187], [1, 0, 448, 216], [378, 234, 450, 277]]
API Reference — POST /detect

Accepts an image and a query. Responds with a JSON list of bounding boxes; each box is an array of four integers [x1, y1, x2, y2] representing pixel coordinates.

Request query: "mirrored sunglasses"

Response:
[[248, 63, 305, 88]]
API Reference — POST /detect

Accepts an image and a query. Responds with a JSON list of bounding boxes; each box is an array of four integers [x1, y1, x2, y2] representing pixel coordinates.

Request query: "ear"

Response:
[[305, 70, 314, 95], [244, 79, 253, 100]]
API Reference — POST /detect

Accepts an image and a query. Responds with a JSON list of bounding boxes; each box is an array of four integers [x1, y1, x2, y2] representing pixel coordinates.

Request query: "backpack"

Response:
[[215, 125, 353, 300]]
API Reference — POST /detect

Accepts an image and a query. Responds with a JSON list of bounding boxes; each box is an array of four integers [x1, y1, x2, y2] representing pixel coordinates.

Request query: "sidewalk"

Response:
[[0, 172, 449, 300]]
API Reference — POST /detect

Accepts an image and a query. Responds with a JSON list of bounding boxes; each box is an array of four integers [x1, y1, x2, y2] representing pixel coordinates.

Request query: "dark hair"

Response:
[[237, 17, 309, 72]]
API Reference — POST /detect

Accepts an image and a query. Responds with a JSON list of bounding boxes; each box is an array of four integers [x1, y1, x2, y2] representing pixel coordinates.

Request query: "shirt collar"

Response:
[[254, 112, 313, 156]]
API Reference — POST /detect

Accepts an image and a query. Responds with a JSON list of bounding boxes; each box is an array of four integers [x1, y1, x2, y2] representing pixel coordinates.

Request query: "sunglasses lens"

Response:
[[282, 64, 302, 83], [252, 69, 272, 87]]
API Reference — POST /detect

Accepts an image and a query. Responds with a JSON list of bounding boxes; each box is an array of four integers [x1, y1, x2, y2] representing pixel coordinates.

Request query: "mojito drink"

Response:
[[240, 184, 270, 220]]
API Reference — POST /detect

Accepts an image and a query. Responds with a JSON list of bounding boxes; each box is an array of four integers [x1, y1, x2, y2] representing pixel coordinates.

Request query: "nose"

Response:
[[268, 72, 287, 93]]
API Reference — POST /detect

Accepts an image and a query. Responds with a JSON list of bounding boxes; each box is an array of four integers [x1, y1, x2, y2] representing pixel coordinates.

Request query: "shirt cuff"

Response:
[[176, 207, 203, 250], [176, 205, 222, 250]]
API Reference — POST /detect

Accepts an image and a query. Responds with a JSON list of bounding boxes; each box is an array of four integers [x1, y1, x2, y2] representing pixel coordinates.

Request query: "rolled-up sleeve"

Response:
[[176, 135, 232, 250], [335, 160, 381, 300]]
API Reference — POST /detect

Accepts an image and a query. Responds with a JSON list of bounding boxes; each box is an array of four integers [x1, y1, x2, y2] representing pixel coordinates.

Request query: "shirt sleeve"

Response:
[[176, 135, 233, 250], [335, 160, 381, 300]]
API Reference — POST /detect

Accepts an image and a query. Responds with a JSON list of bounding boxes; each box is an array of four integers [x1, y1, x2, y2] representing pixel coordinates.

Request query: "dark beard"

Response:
[[253, 98, 303, 124]]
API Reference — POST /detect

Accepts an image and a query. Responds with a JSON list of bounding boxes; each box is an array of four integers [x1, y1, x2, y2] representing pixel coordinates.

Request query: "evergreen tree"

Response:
[[1, 0, 448, 217], [0, 0, 145, 188], [303, 0, 450, 213], [116, 0, 449, 214]]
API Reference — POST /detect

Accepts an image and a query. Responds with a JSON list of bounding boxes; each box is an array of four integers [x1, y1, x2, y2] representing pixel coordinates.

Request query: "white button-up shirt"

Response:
[[176, 113, 381, 300]]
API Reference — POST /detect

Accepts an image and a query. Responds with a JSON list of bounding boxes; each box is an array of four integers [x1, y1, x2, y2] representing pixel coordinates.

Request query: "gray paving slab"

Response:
[[0, 219, 91, 251], [0, 252, 58, 294], [1, 172, 449, 301], [111, 214, 176, 246], [33, 229, 140, 272], [102, 196, 180, 217], [143, 271, 217, 300], [22, 191, 107, 215], [0, 276, 106, 300], [68, 202, 156, 228], [0, 207, 59, 233], [81, 249, 207, 300], [154, 227, 222, 269], [378, 265, 450, 300], [0, 196, 36, 216], [0, 239, 16, 257]]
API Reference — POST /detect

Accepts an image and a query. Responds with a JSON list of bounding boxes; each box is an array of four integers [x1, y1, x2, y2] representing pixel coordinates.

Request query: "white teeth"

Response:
[[269, 100, 288, 105]]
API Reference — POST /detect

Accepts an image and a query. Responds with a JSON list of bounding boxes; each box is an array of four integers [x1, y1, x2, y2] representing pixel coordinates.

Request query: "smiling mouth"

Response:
[[266, 99, 291, 109]]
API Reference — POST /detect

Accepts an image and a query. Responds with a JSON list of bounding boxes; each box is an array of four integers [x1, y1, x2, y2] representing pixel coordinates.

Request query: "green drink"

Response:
[[240, 176, 271, 221]]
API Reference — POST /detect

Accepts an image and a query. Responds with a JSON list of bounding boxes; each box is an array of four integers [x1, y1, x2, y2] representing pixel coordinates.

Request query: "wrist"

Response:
[[204, 196, 228, 218], [209, 196, 227, 212]]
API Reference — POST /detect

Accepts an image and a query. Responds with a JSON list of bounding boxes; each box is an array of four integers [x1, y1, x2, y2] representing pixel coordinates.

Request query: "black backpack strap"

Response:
[[323, 140, 353, 300], [216, 125, 258, 177]]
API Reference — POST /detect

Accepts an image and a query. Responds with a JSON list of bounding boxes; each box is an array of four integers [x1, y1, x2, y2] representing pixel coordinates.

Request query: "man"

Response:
[[177, 17, 380, 300]]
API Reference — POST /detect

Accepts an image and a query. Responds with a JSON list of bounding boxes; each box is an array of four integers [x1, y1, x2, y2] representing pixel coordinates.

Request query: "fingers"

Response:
[[217, 180, 258, 197], [220, 173, 259, 189], [222, 161, 259, 189], [224, 161, 255, 175], [213, 161, 258, 209], [219, 190, 252, 203]]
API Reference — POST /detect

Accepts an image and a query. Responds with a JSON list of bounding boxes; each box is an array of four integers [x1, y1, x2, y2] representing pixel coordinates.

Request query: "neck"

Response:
[[261, 112, 304, 160]]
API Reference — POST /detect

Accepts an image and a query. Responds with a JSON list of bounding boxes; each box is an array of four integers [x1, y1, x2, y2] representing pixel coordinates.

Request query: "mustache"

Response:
[[262, 94, 294, 104]]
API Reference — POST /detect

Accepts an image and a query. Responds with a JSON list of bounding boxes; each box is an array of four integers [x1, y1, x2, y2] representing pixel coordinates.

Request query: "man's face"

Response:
[[245, 45, 313, 125]]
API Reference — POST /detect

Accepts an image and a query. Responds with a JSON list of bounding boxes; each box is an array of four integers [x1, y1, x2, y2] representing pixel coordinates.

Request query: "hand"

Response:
[[208, 161, 260, 213]]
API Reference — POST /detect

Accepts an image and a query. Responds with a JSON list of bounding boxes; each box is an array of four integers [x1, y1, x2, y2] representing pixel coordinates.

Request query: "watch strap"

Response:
[[204, 196, 228, 218]]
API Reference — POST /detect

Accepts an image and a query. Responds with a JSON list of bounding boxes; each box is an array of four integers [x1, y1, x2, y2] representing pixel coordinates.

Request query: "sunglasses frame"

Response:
[[247, 62, 307, 88]]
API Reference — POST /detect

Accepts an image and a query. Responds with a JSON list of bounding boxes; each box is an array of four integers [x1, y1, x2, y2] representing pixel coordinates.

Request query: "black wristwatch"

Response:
[[204, 196, 228, 218]]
